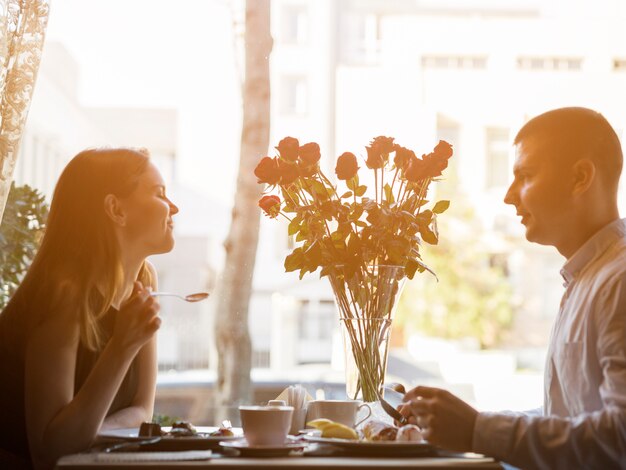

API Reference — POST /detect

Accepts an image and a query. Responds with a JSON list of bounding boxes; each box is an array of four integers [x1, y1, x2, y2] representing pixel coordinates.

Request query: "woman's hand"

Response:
[[399, 386, 478, 452], [111, 281, 161, 354]]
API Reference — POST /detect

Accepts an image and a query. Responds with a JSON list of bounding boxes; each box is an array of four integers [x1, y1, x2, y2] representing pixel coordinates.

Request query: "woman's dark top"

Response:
[[0, 305, 139, 464]]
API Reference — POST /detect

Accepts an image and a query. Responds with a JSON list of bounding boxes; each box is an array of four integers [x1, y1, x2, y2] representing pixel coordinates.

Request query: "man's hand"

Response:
[[399, 386, 478, 452]]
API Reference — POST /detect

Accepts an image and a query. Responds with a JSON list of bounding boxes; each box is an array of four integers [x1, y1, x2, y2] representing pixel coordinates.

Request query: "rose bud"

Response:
[[371, 136, 395, 155], [254, 156, 281, 185], [258, 195, 281, 218], [393, 145, 414, 171], [299, 142, 321, 166], [423, 152, 449, 178], [405, 155, 428, 182], [433, 140, 453, 160], [278, 160, 299, 185], [276, 137, 300, 162], [335, 152, 359, 180], [365, 144, 385, 169]]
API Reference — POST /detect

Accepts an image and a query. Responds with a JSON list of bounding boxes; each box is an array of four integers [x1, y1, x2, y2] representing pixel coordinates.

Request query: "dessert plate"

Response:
[[98, 427, 242, 451], [303, 435, 435, 456]]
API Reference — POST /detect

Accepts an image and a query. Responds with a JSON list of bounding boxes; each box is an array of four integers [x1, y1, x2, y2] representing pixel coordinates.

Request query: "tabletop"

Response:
[[56, 451, 503, 470]]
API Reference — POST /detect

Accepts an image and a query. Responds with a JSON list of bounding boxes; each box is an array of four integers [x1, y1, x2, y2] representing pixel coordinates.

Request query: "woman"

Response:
[[0, 148, 178, 469]]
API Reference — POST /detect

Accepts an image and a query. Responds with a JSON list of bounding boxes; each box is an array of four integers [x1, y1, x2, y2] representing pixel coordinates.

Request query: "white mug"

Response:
[[239, 405, 293, 446], [306, 400, 371, 428]]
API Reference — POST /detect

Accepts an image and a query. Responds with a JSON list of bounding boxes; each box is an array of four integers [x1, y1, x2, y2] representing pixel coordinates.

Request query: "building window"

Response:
[[613, 58, 626, 71], [485, 127, 510, 189], [422, 55, 487, 70], [517, 57, 582, 70], [297, 300, 335, 341], [281, 4, 308, 45], [281, 76, 308, 115], [437, 117, 460, 183]]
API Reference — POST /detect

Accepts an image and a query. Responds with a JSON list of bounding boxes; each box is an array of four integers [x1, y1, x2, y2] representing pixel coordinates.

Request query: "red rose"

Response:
[[393, 145, 414, 170], [405, 155, 429, 182], [423, 152, 449, 178], [258, 195, 281, 218], [276, 137, 300, 162], [299, 142, 321, 166], [371, 136, 395, 155], [335, 152, 359, 180], [365, 145, 385, 169], [433, 140, 453, 160], [278, 160, 299, 185], [254, 156, 281, 185]]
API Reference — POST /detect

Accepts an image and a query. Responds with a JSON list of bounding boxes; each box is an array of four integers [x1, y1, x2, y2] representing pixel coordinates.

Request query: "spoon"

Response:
[[150, 292, 209, 302]]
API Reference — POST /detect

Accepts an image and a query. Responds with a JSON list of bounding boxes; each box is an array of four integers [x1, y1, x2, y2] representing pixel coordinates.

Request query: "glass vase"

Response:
[[328, 265, 406, 402]]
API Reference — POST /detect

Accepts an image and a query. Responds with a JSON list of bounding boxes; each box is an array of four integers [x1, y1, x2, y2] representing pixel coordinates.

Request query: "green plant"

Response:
[[395, 203, 514, 349], [0, 183, 48, 310]]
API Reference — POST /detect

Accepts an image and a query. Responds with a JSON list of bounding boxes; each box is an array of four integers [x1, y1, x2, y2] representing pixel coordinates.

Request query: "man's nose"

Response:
[[503, 184, 516, 206]]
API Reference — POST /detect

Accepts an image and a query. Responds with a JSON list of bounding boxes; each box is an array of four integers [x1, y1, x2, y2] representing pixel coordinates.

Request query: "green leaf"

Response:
[[287, 217, 301, 236], [355, 185, 367, 197], [432, 200, 450, 214], [340, 191, 353, 199], [284, 249, 304, 272], [383, 183, 394, 204], [419, 224, 439, 245]]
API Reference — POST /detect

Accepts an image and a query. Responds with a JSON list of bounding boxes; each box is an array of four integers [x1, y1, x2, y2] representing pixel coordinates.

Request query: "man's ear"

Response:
[[103, 194, 126, 226], [572, 159, 595, 196]]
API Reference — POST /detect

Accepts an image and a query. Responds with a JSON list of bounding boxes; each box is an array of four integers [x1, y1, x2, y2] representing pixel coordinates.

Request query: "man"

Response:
[[400, 107, 626, 469]]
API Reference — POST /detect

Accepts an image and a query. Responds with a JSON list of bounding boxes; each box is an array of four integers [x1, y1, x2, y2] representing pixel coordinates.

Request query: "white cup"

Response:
[[239, 405, 294, 446], [305, 400, 371, 428]]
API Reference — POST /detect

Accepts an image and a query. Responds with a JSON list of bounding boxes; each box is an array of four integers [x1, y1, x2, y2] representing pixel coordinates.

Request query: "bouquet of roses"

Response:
[[255, 136, 453, 281]]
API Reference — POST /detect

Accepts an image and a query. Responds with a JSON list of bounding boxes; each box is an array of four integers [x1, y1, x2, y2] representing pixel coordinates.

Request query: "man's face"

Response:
[[504, 137, 575, 248]]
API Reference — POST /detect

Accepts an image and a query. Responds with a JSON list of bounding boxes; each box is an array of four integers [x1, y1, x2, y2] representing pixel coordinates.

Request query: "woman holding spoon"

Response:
[[0, 148, 178, 469]]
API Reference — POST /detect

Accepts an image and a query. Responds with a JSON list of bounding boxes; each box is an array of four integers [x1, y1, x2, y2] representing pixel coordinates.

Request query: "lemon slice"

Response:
[[320, 422, 358, 440], [307, 418, 335, 430]]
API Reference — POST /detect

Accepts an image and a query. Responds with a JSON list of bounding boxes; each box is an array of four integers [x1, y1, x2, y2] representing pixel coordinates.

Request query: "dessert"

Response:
[[138, 422, 162, 437], [363, 420, 398, 441]]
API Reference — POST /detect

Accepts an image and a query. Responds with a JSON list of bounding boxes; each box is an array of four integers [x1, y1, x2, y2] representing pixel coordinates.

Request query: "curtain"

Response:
[[0, 0, 50, 223]]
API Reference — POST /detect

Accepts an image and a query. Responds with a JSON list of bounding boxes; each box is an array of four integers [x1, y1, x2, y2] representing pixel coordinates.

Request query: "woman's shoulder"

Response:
[[45, 279, 82, 322]]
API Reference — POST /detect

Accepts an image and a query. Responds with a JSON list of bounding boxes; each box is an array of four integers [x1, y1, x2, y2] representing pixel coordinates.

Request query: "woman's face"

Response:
[[116, 162, 179, 257]]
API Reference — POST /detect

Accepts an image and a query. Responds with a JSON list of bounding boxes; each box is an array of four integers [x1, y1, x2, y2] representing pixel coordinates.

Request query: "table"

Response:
[[56, 452, 503, 470]]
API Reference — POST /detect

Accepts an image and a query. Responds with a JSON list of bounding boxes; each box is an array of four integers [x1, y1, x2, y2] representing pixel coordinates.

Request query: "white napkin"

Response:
[[275, 384, 314, 434], [275, 384, 313, 410]]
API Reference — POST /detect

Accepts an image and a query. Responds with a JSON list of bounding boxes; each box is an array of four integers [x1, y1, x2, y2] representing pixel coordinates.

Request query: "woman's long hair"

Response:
[[4, 148, 153, 350]]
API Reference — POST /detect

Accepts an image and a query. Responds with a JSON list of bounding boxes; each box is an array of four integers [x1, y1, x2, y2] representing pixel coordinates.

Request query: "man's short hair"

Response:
[[514, 107, 623, 187]]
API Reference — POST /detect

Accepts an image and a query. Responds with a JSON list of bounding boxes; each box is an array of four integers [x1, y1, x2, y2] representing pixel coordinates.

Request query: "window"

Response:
[[517, 56, 582, 70], [297, 299, 336, 364], [437, 117, 461, 183], [485, 127, 510, 189], [280, 76, 308, 115], [281, 4, 308, 44], [422, 55, 487, 70]]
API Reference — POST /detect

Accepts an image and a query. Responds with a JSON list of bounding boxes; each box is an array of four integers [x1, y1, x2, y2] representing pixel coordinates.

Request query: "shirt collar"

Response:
[[560, 218, 626, 286]]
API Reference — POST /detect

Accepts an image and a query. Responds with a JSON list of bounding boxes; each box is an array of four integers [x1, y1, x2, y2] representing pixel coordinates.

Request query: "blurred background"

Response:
[[11, 0, 626, 423]]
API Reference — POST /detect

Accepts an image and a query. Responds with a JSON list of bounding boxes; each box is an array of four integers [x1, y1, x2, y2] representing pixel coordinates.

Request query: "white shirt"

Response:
[[473, 218, 626, 470]]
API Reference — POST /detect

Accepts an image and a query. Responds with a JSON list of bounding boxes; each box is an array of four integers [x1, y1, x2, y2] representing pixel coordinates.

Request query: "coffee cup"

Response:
[[239, 405, 294, 446], [305, 400, 371, 428]]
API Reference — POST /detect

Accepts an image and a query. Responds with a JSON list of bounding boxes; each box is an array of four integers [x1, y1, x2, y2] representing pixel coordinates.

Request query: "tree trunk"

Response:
[[214, 0, 272, 423]]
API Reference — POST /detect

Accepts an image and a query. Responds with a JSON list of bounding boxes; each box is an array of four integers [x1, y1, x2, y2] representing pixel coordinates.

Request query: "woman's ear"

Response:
[[103, 194, 126, 226], [572, 158, 595, 196]]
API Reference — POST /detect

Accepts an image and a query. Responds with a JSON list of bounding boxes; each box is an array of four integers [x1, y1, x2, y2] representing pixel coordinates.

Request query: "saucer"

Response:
[[219, 439, 306, 457]]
